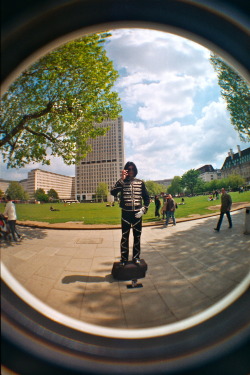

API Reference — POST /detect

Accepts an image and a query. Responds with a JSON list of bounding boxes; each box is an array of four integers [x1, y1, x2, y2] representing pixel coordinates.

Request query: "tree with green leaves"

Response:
[[210, 54, 250, 142], [1, 33, 122, 168], [47, 189, 59, 200], [167, 176, 182, 196], [181, 169, 203, 196], [226, 174, 246, 190], [5, 181, 29, 200], [96, 182, 109, 202], [34, 188, 49, 202], [145, 181, 166, 196]]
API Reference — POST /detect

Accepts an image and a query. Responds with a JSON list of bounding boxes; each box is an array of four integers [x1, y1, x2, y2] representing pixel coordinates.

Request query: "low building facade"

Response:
[[24, 169, 75, 200], [221, 146, 250, 184], [196, 165, 222, 182], [153, 179, 173, 189]]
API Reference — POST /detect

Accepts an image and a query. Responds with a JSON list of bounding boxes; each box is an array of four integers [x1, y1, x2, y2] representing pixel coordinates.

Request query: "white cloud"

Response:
[[106, 29, 217, 126], [107, 29, 213, 80], [124, 98, 246, 180]]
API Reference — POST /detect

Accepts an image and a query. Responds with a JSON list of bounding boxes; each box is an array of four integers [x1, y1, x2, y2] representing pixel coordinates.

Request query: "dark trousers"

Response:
[[216, 211, 232, 230], [155, 206, 160, 217], [8, 220, 20, 241], [121, 210, 142, 262]]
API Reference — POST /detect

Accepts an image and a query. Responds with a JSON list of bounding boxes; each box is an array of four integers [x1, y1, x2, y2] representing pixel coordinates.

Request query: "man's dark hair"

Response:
[[6, 195, 11, 201], [124, 161, 138, 177]]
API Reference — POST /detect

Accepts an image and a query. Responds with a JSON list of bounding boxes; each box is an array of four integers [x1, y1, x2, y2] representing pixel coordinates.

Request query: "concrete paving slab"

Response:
[[13, 249, 37, 260], [1, 209, 249, 331], [66, 258, 93, 273], [23, 274, 56, 300], [121, 287, 176, 329], [35, 264, 66, 280], [188, 270, 237, 299], [46, 288, 84, 319]]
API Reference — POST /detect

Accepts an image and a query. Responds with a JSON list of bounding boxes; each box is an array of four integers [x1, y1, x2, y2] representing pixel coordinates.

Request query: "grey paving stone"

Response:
[[24, 274, 56, 300], [1, 210, 249, 330], [46, 288, 84, 319], [65, 258, 93, 273]]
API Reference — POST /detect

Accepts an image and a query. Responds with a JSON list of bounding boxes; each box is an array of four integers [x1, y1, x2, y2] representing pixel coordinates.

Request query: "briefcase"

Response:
[[112, 259, 148, 281]]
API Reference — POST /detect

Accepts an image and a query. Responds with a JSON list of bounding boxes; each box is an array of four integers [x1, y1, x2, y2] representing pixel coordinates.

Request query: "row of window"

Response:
[[81, 159, 117, 164]]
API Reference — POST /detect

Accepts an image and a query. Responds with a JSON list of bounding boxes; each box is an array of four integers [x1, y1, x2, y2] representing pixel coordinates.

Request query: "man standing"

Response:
[[4, 195, 21, 241], [214, 188, 232, 232], [163, 194, 176, 227], [111, 161, 150, 266], [154, 195, 161, 218]]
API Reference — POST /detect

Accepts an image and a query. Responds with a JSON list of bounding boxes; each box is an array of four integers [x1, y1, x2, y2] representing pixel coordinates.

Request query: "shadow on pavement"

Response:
[[0, 226, 48, 248], [62, 274, 114, 284]]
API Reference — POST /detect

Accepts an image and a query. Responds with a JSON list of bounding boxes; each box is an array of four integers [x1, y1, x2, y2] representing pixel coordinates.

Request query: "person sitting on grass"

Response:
[[50, 206, 59, 211]]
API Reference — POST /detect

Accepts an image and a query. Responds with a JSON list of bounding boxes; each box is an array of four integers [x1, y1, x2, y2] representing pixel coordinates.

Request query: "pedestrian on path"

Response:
[[110, 161, 150, 266], [214, 188, 232, 232], [163, 194, 176, 227], [161, 195, 167, 220], [3, 195, 21, 241], [154, 195, 161, 218]]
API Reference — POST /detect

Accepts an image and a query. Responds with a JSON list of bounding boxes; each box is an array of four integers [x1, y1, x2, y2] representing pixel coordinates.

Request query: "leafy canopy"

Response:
[[34, 188, 49, 202], [1, 33, 122, 168], [181, 169, 203, 195], [145, 181, 166, 196], [47, 189, 59, 200], [96, 182, 109, 201], [210, 54, 250, 142], [167, 176, 183, 196], [5, 181, 29, 200]]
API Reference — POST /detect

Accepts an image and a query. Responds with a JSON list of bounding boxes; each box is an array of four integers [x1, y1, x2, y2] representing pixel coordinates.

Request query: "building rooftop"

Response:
[[221, 147, 250, 170], [196, 165, 214, 173]]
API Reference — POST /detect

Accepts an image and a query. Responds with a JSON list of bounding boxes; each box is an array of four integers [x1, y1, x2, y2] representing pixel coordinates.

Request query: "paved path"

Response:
[[1, 210, 250, 330]]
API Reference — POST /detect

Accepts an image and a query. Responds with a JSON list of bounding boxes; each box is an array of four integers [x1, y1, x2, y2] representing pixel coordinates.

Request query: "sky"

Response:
[[1, 28, 249, 182]]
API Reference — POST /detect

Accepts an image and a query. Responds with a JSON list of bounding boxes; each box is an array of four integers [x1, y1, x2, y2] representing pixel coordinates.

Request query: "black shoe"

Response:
[[214, 228, 219, 232], [229, 226, 232, 229], [133, 258, 140, 265]]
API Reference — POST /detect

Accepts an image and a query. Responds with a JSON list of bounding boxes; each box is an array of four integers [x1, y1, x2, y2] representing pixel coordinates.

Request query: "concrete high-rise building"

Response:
[[75, 117, 125, 201]]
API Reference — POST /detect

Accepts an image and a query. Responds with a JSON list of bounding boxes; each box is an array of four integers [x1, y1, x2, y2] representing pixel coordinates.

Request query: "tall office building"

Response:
[[75, 117, 125, 201]]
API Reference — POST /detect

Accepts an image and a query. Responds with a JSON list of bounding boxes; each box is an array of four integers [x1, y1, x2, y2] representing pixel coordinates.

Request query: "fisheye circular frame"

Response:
[[1, 0, 250, 374]]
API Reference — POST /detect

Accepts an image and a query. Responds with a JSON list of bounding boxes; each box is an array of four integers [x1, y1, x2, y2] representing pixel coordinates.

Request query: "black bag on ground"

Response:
[[112, 259, 148, 281]]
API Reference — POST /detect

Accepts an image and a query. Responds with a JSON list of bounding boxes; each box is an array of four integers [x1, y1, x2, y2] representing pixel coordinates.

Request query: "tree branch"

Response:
[[23, 126, 58, 143], [0, 101, 54, 147]]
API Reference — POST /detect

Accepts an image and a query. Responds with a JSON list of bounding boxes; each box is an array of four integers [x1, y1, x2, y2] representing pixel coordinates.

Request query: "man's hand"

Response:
[[135, 208, 145, 218], [121, 169, 128, 180]]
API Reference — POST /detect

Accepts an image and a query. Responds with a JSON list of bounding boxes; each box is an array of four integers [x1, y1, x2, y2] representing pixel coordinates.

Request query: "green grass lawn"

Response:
[[0, 191, 249, 225]]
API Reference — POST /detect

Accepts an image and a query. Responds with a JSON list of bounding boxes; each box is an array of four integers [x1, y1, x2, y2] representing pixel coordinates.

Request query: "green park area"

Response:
[[0, 191, 249, 225]]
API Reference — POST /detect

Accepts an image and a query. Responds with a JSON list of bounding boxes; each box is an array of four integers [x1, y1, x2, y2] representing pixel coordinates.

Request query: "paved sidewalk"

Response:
[[1, 210, 250, 329]]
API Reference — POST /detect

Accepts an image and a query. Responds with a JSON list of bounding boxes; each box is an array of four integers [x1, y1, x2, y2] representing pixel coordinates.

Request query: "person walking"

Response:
[[154, 195, 161, 218], [3, 195, 21, 241], [110, 161, 150, 266], [163, 194, 176, 227], [214, 188, 232, 232], [161, 195, 167, 220]]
